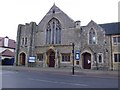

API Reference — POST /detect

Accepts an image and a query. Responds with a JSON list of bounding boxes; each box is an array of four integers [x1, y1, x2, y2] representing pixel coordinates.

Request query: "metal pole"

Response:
[[72, 43, 74, 75]]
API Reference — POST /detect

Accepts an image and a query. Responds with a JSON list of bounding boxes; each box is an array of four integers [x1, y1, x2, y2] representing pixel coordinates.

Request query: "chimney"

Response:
[[75, 20, 81, 29]]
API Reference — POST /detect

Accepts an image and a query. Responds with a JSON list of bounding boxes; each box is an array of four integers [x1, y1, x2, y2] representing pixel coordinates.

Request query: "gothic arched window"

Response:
[[46, 18, 61, 44], [89, 28, 97, 44]]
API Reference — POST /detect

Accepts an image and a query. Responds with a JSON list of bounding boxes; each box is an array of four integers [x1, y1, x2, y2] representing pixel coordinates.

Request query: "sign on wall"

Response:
[[28, 56, 36, 63], [75, 50, 80, 60]]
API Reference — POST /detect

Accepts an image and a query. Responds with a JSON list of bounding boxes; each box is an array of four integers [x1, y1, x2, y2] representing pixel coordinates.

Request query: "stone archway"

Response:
[[82, 52, 91, 69], [19, 53, 26, 65], [47, 49, 55, 67]]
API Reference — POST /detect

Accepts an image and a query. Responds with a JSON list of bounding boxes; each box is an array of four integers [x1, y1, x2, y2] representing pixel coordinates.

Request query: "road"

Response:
[[1, 69, 119, 88]]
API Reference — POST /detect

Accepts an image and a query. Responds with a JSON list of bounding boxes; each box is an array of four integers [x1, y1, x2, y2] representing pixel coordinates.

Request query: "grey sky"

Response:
[[0, 0, 119, 40]]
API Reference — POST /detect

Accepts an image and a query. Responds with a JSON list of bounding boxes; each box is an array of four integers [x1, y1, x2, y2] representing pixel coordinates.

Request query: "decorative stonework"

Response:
[[15, 4, 120, 70]]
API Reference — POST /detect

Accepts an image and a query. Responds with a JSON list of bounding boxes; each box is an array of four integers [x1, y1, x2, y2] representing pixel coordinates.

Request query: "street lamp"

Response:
[[71, 42, 75, 75]]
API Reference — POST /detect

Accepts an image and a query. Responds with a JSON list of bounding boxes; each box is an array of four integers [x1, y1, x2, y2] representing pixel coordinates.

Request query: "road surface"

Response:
[[1, 69, 119, 88]]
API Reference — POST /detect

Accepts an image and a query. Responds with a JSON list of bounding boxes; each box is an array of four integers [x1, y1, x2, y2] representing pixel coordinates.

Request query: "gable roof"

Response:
[[47, 4, 62, 15], [82, 21, 120, 35], [99, 22, 120, 35], [46, 4, 74, 22], [1, 49, 15, 57], [38, 4, 75, 30], [0, 37, 4, 47]]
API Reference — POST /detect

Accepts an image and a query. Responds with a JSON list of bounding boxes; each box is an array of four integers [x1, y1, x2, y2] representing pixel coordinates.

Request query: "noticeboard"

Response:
[[28, 56, 36, 63]]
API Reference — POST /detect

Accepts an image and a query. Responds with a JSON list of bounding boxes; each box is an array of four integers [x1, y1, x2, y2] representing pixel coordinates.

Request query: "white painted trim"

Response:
[[61, 62, 71, 63], [113, 52, 120, 63], [97, 53, 103, 64], [112, 35, 120, 46]]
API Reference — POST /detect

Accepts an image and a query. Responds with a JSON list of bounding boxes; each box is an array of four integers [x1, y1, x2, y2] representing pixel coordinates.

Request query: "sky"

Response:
[[0, 0, 119, 41]]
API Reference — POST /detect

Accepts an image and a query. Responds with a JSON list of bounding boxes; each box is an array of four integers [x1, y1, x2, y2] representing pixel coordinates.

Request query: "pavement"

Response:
[[1, 66, 119, 78]]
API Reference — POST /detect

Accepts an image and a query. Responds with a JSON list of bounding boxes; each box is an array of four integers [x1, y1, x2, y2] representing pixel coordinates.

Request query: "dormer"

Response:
[[4, 36, 9, 47]]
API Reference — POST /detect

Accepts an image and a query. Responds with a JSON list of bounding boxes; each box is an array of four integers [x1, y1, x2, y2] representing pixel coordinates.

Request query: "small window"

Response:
[[25, 37, 27, 45], [118, 37, 120, 43], [37, 54, 43, 61], [76, 61, 79, 65], [113, 37, 117, 44], [62, 53, 70, 62], [52, 9, 55, 14], [97, 53, 103, 63], [114, 54, 118, 62], [119, 54, 120, 62], [113, 36, 120, 45], [114, 54, 120, 62], [98, 55, 102, 63], [22, 38, 24, 45]]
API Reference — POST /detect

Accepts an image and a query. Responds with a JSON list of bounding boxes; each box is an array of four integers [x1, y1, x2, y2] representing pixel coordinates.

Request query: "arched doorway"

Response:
[[47, 49, 55, 67], [20, 53, 26, 65], [82, 52, 91, 69]]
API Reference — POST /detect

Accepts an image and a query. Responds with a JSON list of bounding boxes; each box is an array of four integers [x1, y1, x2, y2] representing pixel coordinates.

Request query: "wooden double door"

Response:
[[48, 51, 55, 67], [82, 52, 91, 69], [20, 53, 26, 65]]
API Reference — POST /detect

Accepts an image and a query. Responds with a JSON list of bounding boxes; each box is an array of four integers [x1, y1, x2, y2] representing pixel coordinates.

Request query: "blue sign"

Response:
[[28, 56, 36, 63], [75, 50, 80, 60]]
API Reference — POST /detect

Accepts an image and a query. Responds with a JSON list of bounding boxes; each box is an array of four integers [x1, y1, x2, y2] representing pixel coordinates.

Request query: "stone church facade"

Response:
[[15, 4, 120, 70]]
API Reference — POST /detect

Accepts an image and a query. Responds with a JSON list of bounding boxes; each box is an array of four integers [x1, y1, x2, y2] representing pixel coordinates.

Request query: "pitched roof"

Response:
[[8, 39, 16, 48], [46, 4, 74, 22], [47, 4, 61, 15], [1, 49, 15, 57], [81, 21, 120, 35], [38, 4, 75, 30], [0, 37, 4, 47], [99, 22, 120, 35]]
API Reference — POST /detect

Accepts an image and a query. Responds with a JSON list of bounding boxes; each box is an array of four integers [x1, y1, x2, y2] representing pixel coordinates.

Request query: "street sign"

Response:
[[28, 56, 36, 63], [75, 50, 80, 60]]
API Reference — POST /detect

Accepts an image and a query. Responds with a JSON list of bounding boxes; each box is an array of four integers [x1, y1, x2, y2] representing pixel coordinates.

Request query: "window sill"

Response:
[[61, 62, 71, 63], [37, 61, 43, 62]]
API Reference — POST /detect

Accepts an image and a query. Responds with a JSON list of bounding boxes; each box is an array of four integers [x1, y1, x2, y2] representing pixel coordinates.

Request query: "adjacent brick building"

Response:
[[15, 4, 120, 70]]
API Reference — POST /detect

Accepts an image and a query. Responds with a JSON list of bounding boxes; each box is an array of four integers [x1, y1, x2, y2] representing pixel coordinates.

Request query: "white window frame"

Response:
[[61, 53, 71, 63], [36, 53, 44, 62], [113, 52, 120, 63], [97, 53, 103, 63], [118, 36, 120, 45], [112, 35, 120, 46], [88, 28, 97, 45], [112, 36, 117, 45]]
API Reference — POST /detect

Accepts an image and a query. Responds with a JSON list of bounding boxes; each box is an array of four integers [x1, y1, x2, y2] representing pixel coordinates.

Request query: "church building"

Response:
[[15, 4, 120, 70]]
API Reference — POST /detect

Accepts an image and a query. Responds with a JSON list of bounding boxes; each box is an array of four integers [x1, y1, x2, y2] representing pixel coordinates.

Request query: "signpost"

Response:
[[75, 50, 80, 60]]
